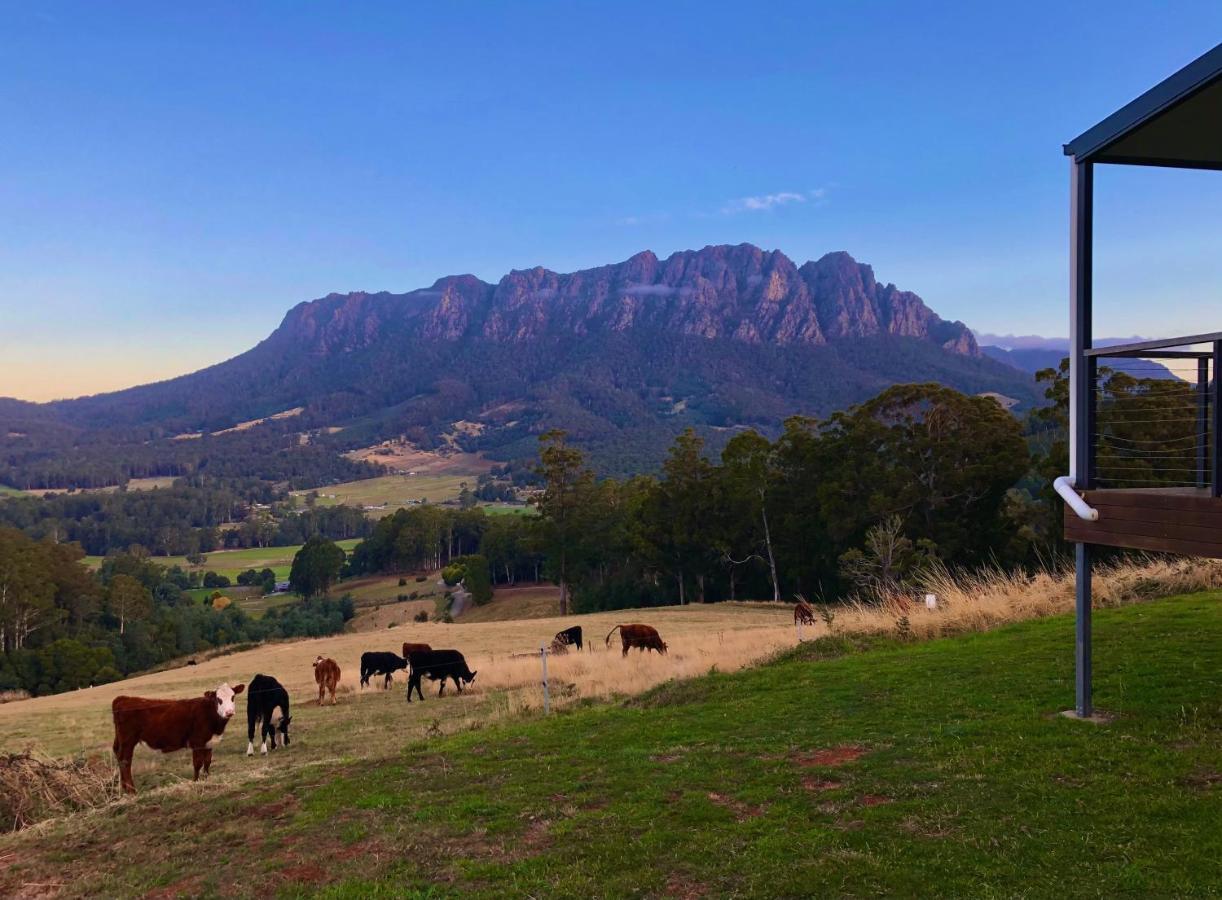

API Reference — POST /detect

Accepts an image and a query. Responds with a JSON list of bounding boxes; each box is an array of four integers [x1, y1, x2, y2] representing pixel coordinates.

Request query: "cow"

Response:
[[794, 598, 816, 627], [111, 682, 245, 794], [401, 641, 432, 659], [313, 656, 341, 705], [246, 673, 291, 756], [552, 626, 583, 652], [405, 649, 477, 702], [605, 624, 668, 657], [360, 651, 407, 689]]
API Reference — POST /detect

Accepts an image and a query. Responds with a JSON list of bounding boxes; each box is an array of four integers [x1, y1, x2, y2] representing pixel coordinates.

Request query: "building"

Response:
[[1057, 42, 1222, 717]]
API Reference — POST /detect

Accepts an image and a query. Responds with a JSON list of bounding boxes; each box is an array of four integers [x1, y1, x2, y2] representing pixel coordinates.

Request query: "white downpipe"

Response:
[[1055, 475, 1098, 521]]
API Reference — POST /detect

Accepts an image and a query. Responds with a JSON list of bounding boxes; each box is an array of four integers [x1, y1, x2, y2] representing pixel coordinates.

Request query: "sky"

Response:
[[2, 2, 1221, 402]]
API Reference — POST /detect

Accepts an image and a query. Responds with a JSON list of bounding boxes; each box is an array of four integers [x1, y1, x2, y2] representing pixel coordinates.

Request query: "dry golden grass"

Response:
[[0, 751, 120, 832], [831, 555, 1222, 640], [457, 583, 562, 622]]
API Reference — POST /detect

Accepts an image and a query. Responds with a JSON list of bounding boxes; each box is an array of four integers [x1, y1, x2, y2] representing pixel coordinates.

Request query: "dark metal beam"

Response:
[[1199, 357, 1210, 489], [1071, 159, 1094, 719], [1076, 543, 1093, 718], [1084, 331, 1222, 357], [1214, 343, 1221, 499]]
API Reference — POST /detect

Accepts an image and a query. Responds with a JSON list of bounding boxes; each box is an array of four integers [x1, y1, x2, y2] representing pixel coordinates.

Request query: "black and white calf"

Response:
[[246, 673, 292, 756]]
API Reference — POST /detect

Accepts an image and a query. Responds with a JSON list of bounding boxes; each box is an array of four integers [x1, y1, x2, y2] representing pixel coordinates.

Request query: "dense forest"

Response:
[[0, 480, 373, 556], [0, 533, 354, 696]]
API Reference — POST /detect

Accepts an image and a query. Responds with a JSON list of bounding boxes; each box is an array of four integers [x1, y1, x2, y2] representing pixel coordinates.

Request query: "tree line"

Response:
[[0, 530, 353, 697]]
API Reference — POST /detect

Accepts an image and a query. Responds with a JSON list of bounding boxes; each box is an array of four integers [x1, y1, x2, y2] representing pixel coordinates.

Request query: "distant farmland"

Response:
[[84, 538, 362, 580], [296, 473, 476, 512]]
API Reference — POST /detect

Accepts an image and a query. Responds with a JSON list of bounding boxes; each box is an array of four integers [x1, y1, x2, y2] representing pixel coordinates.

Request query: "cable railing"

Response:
[[1083, 333, 1222, 495]]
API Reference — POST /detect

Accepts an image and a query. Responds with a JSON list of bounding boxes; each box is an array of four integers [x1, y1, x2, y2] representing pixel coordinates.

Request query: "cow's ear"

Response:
[[204, 690, 216, 701], [232, 683, 246, 695]]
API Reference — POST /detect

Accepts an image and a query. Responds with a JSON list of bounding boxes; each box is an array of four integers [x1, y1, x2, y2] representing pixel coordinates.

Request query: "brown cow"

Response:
[[605, 624, 668, 657], [313, 656, 341, 705], [401, 642, 432, 659], [794, 598, 816, 627], [111, 682, 245, 794]]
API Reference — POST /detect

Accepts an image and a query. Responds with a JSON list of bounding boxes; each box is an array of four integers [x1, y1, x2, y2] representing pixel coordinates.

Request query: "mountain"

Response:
[[4, 244, 1038, 484]]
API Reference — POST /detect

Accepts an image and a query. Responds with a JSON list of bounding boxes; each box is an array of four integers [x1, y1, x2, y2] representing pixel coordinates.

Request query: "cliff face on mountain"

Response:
[[11, 244, 1028, 476], [270, 244, 979, 357]]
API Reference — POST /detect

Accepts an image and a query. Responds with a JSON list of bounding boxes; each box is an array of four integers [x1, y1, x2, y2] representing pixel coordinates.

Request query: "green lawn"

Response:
[[3, 593, 1219, 897], [84, 539, 361, 580], [0, 484, 22, 498]]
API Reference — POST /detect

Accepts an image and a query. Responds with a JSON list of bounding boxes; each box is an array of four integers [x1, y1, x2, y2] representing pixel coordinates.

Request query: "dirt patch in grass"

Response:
[[1179, 767, 1220, 791], [665, 873, 710, 898], [802, 777, 843, 792], [793, 745, 868, 767], [706, 792, 766, 821], [858, 794, 893, 807]]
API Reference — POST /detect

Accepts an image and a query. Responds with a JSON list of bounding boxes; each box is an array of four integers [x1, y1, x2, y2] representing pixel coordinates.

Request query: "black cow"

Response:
[[360, 651, 407, 689], [246, 673, 291, 756], [553, 625, 583, 651], [405, 649, 478, 702]]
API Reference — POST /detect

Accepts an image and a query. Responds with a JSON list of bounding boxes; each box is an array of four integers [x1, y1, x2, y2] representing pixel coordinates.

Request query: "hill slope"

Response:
[[3, 244, 1037, 481], [0, 593, 1217, 896]]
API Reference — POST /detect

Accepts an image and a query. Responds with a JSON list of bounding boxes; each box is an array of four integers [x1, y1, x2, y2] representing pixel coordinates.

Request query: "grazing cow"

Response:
[[405, 649, 477, 702], [246, 673, 292, 756], [313, 656, 341, 705], [552, 625, 583, 652], [360, 651, 407, 689], [401, 641, 432, 659], [111, 682, 246, 794], [794, 599, 816, 627], [605, 624, 668, 657]]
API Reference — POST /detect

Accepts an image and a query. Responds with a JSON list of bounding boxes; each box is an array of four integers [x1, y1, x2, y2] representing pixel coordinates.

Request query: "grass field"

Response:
[[297, 474, 473, 511], [0, 483, 23, 498], [0, 593, 1218, 896], [19, 476, 176, 497], [457, 583, 561, 622], [84, 539, 362, 580]]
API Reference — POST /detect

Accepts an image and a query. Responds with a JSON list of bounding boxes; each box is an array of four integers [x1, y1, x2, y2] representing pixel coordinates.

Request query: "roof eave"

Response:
[[1064, 42, 1222, 162]]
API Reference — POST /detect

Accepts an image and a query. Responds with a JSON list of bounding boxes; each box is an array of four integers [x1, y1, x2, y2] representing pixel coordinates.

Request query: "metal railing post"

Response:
[[1214, 343, 1222, 498], [1199, 357, 1210, 489]]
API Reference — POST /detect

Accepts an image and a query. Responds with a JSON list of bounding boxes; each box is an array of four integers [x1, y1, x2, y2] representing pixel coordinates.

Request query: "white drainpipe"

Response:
[[1055, 475, 1098, 521]]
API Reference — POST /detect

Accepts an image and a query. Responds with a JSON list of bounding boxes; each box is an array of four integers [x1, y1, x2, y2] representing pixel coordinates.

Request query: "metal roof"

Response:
[[1064, 42, 1222, 170]]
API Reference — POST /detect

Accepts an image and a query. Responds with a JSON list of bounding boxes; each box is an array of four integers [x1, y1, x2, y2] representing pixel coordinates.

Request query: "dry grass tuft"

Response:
[[836, 555, 1222, 641], [0, 751, 121, 832], [0, 690, 30, 705]]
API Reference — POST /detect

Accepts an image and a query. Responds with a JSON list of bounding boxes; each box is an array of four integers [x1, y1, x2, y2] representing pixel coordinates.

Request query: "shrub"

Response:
[[415, 575, 427, 583], [0, 751, 121, 833], [409, 591, 419, 600], [397, 594, 408, 602], [398, 577, 408, 586], [413, 610, 429, 623]]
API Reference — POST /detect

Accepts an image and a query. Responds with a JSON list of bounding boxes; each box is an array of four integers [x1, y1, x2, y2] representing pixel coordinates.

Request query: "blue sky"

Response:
[[1, 2, 1220, 400]]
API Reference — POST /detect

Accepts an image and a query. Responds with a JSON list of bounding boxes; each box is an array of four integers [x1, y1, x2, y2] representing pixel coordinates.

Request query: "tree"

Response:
[[838, 515, 937, 597], [533, 431, 598, 615], [639, 429, 716, 603], [719, 431, 781, 602], [106, 574, 152, 636], [0, 528, 58, 651], [289, 536, 346, 599]]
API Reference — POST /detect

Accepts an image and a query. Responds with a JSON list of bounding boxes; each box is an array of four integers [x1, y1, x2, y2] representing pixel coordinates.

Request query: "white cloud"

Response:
[[722, 188, 828, 215]]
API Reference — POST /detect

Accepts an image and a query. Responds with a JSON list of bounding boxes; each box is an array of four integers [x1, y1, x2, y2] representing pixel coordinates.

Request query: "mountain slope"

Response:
[[4, 244, 1037, 481]]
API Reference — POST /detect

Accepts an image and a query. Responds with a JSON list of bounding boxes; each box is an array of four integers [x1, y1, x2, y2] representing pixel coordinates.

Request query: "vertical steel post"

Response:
[[1070, 160, 1094, 718], [1075, 543, 1093, 717], [1214, 343, 1221, 498], [1199, 357, 1210, 489]]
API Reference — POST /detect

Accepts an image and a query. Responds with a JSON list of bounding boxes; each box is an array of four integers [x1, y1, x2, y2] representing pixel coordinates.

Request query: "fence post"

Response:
[[540, 644, 550, 714]]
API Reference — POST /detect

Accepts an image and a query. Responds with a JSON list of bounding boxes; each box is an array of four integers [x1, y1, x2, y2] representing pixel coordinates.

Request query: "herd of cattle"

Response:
[[109, 622, 670, 793]]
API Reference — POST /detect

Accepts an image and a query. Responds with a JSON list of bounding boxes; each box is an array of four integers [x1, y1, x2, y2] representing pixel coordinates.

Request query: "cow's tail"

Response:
[[604, 624, 623, 648]]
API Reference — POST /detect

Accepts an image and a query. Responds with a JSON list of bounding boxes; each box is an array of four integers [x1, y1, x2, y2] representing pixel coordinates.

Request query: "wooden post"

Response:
[[540, 644, 550, 715]]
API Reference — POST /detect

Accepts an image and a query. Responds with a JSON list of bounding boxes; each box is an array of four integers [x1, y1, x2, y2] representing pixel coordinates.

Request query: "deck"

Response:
[[1064, 487, 1222, 558]]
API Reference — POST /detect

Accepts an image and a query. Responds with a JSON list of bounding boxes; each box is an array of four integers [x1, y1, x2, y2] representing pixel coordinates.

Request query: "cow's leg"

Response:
[[454, 675, 464, 694], [622, 640, 629, 657], [438, 678, 446, 697], [192, 748, 208, 781], [115, 737, 138, 794], [247, 708, 257, 755], [318, 683, 325, 705]]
